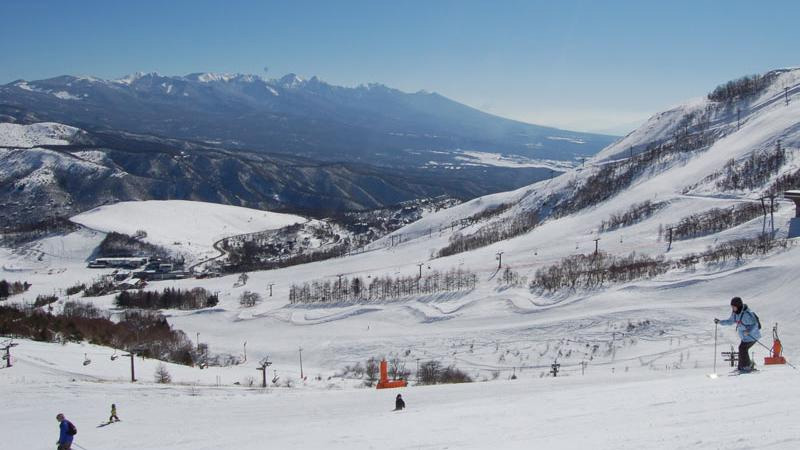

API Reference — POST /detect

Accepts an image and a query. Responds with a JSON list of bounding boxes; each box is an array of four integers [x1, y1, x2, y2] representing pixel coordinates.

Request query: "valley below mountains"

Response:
[[0, 72, 615, 225]]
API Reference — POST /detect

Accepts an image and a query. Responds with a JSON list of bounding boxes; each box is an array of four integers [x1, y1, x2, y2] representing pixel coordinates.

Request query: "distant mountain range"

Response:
[[0, 72, 617, 225], [0, 72, 615, 165]]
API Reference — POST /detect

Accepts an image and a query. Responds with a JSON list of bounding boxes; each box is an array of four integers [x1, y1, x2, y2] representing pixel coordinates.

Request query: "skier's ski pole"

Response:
[[72, 443, 89, 450], [713, 322, 718, 374], [751, 337, 798, 370]]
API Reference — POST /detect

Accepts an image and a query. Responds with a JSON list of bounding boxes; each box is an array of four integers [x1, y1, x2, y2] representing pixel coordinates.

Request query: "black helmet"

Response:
[[731, 297, 743, 311]]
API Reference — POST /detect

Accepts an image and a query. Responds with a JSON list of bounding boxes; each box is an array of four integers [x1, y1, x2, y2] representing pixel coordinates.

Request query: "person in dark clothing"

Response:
[[395, 394, 405, 411], [56, 413, 74, 450], [715, 296, 761, 372]]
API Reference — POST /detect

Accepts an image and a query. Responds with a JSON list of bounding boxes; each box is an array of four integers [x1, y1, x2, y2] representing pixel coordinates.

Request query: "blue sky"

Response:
[[1, 0, 798, 133]]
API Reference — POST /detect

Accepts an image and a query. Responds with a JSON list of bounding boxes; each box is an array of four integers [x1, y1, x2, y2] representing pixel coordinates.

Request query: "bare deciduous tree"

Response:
[[239, 290, 261, 307], [365, 357, 379, 384], [289, 267, 477, 305]]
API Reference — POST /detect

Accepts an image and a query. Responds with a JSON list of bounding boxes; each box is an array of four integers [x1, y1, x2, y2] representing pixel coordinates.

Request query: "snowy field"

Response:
[[70, 200, 306, 264], [4, 340, 799, 450]]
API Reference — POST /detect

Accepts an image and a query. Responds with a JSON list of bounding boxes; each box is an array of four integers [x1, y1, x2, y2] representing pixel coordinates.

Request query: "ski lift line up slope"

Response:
[[596, 69, 800, 163], [387, 77, 800, 271]]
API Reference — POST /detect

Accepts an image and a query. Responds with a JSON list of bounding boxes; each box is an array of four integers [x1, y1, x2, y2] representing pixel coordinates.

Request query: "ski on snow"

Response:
[[98, 420, 121, 428], [728, 368, 759, 376]]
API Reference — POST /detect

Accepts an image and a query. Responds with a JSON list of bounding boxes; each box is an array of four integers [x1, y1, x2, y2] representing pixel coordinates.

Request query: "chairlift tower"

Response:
[[298, 347, 304, 379], [781, 191, 800, 237], [256, 356, 273, 388], [2, 342, 18, 368]]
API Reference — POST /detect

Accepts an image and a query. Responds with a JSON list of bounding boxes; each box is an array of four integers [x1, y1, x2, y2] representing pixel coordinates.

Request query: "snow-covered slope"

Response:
[[6, 69, 800, 368], [2, 337, 798, 450], [0, 122, 81, 147], [396, 68, 800, 256], [70, 200, 306, 263], [4, 68, 800, 449], [0, 145, 113, 190], [597, 68, 800, 162]]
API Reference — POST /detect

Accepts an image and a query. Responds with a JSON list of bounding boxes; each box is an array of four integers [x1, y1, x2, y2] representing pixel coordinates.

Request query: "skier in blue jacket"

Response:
[[56, 413, 74, 449], [715, 296, 761, 372]]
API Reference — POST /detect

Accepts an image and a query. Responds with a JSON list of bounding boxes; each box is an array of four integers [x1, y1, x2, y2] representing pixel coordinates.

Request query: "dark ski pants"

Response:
[[58, 443, 72, 450], [739, 340, 755, 370]]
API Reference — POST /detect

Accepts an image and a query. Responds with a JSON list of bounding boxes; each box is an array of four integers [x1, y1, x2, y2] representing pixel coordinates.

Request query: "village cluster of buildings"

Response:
[[87, 256, 190, 281]]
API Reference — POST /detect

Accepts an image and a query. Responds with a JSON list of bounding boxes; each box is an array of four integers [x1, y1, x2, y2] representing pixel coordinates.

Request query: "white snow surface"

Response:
[[3, 337, 799, 449], [546, 135, 586, 144], [52, 91, 82, 100], [5, 69, 800, 449], [0, 122, 80, 147], [0, 145, 111, 190], [12, 82, 83, 101], [597, 68, 800, 162], [454, 150, 575, 169], [0, 146, 111, 191], [70, 200, 306, 263], [112, 72, 159, 85]]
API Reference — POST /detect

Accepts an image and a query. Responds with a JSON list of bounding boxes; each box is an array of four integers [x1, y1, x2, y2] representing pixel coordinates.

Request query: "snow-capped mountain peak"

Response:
[[112, 71, 164, 85], [183, 72, 261, 83], [277, 73, 305, 88]]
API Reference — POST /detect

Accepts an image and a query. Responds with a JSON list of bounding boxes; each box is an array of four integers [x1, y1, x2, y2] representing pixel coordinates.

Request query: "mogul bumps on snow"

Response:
[[715, 297, 761, 373]]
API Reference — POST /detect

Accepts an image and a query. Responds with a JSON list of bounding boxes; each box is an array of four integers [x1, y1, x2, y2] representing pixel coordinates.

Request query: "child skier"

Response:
[[109, 404, 120, 423], [394, 394, 405, 411], [715, 296, 761, 372]]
